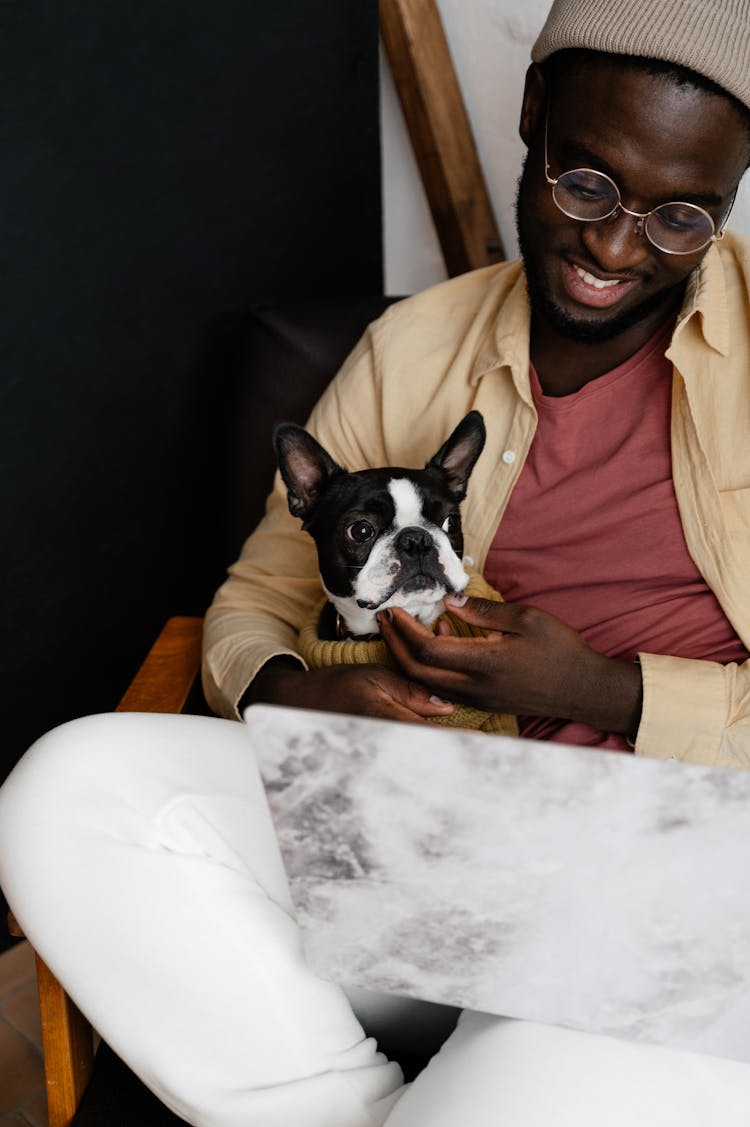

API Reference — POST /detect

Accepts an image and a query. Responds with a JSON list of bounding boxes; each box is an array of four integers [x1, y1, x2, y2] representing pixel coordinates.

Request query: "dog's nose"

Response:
[[396, 526, 433, 556]]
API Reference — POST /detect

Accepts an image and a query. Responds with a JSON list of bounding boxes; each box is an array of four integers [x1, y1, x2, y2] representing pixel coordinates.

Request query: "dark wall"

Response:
[[0, 1, 382, 784]]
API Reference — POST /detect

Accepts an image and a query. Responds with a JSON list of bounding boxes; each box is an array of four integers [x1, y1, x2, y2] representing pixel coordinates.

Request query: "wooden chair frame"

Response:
[[9, 616, 204, 1127]]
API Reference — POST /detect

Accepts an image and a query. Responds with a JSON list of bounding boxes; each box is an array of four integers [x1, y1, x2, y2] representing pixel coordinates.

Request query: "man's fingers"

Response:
[[380, 628, 482, 702], [377, 702, 432, 725], [444, 596, 518, 631], [381, 607, 503, 677], [400, 679, 455, 717], [375, 680, 452, 723], [358, 664, 455, 721]]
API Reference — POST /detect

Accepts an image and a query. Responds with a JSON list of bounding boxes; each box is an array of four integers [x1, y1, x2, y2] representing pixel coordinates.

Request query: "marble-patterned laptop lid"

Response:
[[248, 703, 750, 1062]]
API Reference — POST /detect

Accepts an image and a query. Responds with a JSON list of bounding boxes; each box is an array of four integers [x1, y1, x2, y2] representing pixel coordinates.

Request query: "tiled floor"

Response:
[[0, 941, 48, 1126]]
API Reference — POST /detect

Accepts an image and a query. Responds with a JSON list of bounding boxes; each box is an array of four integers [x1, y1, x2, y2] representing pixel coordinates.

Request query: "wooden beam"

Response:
[[380, 0, 505, 276]]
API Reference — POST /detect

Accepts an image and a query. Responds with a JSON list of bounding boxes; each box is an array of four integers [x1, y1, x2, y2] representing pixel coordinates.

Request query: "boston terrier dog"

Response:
[[273, 410, 486, 639]]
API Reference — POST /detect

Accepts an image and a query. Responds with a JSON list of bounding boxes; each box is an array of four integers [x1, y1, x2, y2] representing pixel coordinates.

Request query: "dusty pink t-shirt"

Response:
[[483, 319, 748, 750]]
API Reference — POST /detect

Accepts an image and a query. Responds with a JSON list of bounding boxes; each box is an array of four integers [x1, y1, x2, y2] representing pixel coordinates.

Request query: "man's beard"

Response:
[[515, 155, 688, 344]]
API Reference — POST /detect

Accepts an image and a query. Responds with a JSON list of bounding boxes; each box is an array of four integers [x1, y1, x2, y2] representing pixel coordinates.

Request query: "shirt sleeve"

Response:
[[201, 320, 389, 720], [634, 651, 750, 769]]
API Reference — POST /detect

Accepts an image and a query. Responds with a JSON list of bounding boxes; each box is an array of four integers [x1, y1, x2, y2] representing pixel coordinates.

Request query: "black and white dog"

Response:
[[273, 411, 486, 638]]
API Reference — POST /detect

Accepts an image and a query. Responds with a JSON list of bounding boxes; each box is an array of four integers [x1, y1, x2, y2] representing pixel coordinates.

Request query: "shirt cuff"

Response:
[[634, 651, 725, 766]]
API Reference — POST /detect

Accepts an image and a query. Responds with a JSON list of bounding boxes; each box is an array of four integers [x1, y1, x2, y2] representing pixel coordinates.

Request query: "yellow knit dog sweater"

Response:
[[298, 572, 518, 737]]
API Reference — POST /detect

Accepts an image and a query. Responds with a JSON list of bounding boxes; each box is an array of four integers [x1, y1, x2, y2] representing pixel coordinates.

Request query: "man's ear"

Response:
[[273, 423, 345, 522], [426, 411, 486, 502], [519, 63, 548, 146]]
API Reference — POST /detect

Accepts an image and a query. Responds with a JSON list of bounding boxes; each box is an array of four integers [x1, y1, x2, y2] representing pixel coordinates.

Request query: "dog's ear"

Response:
[[426, 411, 486, 501], [273, 423, 346, 522]]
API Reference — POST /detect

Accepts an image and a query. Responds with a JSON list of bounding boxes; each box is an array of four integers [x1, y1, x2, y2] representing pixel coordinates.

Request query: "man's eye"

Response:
[[570, 185, 605, 201], [562, 171, 612, 201], [442, 513, 461, 536], [346, 520, 376, 543], [653, 204, 706, 232]]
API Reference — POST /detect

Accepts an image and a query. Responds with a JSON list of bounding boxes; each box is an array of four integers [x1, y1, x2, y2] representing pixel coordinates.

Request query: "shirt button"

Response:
[[502, 450, 516, 464]]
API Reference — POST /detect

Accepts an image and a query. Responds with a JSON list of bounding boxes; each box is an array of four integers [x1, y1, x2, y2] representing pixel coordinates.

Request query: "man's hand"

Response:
[[246, 655, 455, 725], [378, 596, 643, 738]]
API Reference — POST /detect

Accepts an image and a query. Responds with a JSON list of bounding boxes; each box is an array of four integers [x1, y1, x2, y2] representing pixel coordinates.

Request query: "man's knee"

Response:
[[0, 715, 118, 904], [1, 714, 109, 835]]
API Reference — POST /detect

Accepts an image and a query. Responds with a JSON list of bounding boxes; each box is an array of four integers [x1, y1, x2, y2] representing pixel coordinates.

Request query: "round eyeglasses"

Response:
[[543, 107, 736, 255]]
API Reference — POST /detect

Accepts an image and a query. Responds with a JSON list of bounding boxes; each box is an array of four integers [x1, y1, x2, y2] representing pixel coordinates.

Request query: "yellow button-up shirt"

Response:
[[203, 233, 750, 770]]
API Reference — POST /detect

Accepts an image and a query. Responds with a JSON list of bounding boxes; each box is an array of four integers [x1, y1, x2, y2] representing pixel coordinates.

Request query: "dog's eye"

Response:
[[442, 513, 461, 536], [346, 520, 376, 544]]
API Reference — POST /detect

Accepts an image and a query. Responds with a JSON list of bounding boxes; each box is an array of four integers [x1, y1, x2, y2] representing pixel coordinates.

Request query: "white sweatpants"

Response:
[[1, 711, 749, 1126]]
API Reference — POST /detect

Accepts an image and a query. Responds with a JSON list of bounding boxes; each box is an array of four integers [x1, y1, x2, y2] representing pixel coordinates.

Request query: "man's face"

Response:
[[516, 61, 749, 344]]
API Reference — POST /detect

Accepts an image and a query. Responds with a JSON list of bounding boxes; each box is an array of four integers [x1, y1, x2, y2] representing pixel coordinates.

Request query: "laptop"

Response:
[[247, 703, 750, 1062]]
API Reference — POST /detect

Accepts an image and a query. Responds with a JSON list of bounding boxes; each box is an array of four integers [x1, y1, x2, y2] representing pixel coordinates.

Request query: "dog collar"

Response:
[[335, 610, 381, 643]]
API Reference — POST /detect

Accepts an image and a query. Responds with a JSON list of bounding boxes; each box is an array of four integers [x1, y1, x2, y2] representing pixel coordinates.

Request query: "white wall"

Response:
[[381, 0, 750, 296]]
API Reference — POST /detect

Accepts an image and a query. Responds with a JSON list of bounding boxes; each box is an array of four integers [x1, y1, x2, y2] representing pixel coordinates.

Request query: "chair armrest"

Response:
[[116, 616, 204, 715]]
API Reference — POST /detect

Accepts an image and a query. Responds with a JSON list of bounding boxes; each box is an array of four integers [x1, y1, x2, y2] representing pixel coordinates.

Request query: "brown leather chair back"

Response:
[[217, 296, 397, 568]]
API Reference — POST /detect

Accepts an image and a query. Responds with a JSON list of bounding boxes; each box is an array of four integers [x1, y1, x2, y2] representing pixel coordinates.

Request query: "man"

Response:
[[203, 5, 750, 769], [2, 2, 750, 1125]]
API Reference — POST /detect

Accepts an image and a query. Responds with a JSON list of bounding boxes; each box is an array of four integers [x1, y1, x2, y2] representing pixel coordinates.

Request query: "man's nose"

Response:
[[580, 210, 650, 272]]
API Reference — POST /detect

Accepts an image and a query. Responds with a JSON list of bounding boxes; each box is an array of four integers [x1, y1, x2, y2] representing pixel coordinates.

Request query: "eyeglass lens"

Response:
[[552, 169, 715, 253]]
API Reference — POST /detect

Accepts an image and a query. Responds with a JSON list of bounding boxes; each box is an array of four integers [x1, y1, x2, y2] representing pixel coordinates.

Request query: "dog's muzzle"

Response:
[[359, 525, 448, 608]]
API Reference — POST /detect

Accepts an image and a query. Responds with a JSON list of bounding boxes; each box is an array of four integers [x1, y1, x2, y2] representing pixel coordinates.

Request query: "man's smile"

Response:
[[561, 258, 638, 309], [573, 265, 619, 289]]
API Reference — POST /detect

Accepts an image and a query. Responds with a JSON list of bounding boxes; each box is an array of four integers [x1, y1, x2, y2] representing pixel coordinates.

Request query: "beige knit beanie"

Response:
[[532, 0, 750, 111]]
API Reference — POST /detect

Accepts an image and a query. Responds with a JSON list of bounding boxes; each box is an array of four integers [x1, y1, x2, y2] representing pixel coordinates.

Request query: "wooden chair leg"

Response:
[[7, 910, 93, 1124], [35, 952, 96, 1127], [6, 925, 95, 1126]]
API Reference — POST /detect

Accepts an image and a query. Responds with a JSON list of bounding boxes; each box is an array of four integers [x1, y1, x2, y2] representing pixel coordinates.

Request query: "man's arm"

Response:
[[201, 320, 386, 720], [201, 512, 457, 725], [201, 307, 465, 725], [379, 596, 750, 769], [202, 265, 528, 724], [244, 654, 455, 724], [379, 597, 643, 740]]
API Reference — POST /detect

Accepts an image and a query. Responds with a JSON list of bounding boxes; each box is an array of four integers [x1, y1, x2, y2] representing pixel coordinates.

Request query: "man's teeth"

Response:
[[573, 265, 621, 289]]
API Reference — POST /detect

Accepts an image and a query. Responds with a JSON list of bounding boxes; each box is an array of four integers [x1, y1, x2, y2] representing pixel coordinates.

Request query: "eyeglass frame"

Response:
[[542, 103, 737, 256]]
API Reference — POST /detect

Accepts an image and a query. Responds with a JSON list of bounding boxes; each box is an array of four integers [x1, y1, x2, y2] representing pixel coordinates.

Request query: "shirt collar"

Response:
[[469, 265, 533, 401], [672, 242, 730, 357], [469, 243, 730, 388]]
